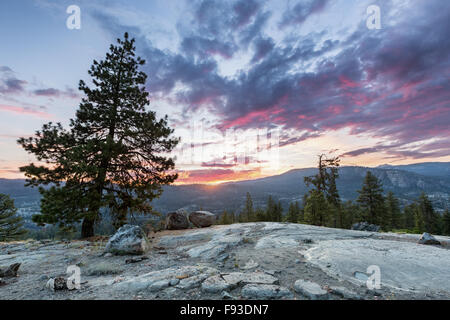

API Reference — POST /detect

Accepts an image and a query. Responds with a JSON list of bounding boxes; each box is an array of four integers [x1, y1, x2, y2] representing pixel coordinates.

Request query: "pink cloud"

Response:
[[0, 104, 53, 119], [221, 106, 283, 129]]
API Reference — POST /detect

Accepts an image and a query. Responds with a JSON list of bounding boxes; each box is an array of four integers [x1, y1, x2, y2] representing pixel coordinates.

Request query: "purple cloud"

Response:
[[89, 0, 450, 161], [0, 66, 27, 94], [279, 0, 330, 27]]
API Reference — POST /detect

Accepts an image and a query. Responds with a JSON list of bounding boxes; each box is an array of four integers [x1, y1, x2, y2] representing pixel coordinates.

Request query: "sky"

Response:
[[0, 0, 449, 184]]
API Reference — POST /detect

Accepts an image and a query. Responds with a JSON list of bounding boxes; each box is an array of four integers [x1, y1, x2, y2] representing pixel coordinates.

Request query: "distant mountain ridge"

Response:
[[150, 164, 450, 214], [1, 162, 449, 226], [376, 162, 450, 177]]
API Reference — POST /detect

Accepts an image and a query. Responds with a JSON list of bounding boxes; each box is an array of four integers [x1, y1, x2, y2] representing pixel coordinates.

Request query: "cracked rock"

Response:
[[202, 275, 231, 293], [222, 272, 279, 286]]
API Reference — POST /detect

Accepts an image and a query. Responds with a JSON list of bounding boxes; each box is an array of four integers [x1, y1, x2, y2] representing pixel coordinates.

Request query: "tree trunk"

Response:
[[81, 217, 95, 238]]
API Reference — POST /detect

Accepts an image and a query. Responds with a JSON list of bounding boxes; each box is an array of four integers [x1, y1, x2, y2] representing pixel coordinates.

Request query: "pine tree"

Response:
[[253, 208, 264, 222], [356, 171, 385, 226], [0, 194, 27, 241], [237, 212, 246, 223], [341, 200, 361, 229], [326, 162, 341, 227], [18, 33, 179, 237], [417, 193, 439, 234], [304, 154, 341, 227], [304, 190, 329, 226], [442, 209, 450, 236], [414, 206, 425, 233], [385, 192, 402, 230], [403, 203, 417, 230], [304, 154, 340, 200], [275, 201, 283, 222], [265, 196, 277, 221], [242, 192, 254, 222], [219, 210, 231, 225], [285, 201, 300, 223], [299, 194, 308, 223], [230, 211, 237, 224], [298, 203, 304, 223]]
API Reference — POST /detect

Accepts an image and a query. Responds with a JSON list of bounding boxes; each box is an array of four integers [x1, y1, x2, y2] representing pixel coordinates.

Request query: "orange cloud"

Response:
[[175, 168, 262, 185]]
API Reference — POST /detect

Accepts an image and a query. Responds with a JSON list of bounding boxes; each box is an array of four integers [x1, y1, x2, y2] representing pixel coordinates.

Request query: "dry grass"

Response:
[[85, 263, 123, 276]]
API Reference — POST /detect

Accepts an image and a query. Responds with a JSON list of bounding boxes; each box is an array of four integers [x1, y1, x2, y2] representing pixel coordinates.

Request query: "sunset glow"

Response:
[[1, 0, 449, 185]]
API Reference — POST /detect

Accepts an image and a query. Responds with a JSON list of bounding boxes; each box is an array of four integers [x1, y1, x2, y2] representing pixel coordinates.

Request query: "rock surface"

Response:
[[418, 233, 441, 245], [241, 284, 292, 299], [1, 222, 449, 300], [329, 286, 361, 300], [105, 225, 149, 255], [165, 211, 190, 230], [189, 211, 217, 228]]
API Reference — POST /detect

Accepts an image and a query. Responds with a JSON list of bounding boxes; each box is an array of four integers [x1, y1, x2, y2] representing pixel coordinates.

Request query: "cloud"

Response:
[[89, 0, 450, 161], [176, 168, 260, 184], [251, 36, 275, 63], [341, 139, 450, 160], [201, 162, 237, 168], [0, 66, 79, 99], [279, 0, 330, 27], [0, 66, 27, 94], [233, 0, 261, 27], [33, 87, 80, 99], [0, 104, 53, 119]]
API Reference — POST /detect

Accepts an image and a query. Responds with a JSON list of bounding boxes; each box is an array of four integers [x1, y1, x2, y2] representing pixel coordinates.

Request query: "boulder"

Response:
[[294, 279, 328, 300], [418, 233, 441, 245], [351, 222, 380, 232], [0, 263, 21, 278], [165, 211, 190, 230], [189, 211, 217, 228], [105, 224, 150, 255]]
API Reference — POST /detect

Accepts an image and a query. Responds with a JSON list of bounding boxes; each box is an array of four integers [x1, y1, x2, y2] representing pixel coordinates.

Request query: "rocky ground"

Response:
[[1, 222, 449, 300]]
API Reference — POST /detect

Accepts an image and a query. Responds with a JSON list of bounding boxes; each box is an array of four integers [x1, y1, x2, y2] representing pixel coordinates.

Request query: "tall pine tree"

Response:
[[304, 154, 340, 227], [0, 194, 26, 241], [242, 192, 254, 222], [356, 171, 385, 226], [18, 33, 179, 237], [274, 201, 283, 222], [265, 196, 276, 221], [417, 193, 439, 234], [304, 190, 329, 226], [385, 192, 402, 230]]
